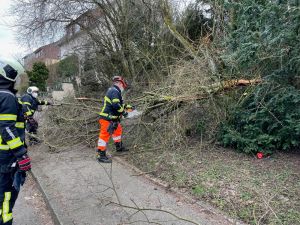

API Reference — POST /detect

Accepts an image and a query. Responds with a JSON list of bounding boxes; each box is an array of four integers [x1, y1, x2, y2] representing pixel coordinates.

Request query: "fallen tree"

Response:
[[39, 74, 261, 151]]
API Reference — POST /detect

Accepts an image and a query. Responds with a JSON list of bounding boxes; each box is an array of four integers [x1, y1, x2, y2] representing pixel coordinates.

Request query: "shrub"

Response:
[[220, 84, 300, 154], [27, 62, 49, 91], [223, 0, 300, 83], [219, 0, 300, 154]]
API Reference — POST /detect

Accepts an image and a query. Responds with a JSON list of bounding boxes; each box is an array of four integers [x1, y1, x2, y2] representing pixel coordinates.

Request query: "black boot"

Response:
[[97, 150, 112, 163], [115, 142, 129, 153]]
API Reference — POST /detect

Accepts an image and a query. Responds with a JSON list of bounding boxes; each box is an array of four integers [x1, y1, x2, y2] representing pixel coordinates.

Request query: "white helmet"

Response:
[[27, 86, 39, 94], [0, 58, 25, 82]]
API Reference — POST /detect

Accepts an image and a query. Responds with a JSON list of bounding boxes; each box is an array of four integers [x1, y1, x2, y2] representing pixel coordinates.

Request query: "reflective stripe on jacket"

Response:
[[0, 90, 25, 157], [21, 94, 48, 116], [99, 85, 124, 120]]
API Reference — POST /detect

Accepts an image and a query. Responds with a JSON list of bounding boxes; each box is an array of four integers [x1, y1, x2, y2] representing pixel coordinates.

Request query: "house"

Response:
[[58, 8, 103, 60], [57, 8, 105, 87], [22, 8, 106, 93], [23, 8, 104, 66], [23, 42, 60, 70]]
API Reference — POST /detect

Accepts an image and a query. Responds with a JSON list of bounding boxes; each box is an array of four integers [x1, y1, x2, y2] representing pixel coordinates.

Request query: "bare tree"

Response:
[[11, 0, 179, 85]]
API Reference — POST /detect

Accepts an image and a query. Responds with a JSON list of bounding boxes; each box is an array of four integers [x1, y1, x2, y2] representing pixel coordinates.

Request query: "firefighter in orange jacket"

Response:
[[97, 76, 132, 163]]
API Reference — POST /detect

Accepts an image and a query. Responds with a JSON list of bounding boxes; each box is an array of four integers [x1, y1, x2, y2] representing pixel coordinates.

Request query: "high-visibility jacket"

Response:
[[99, 85, 125, 121], [21, 94, 49, 117], [0, 89, 26, 170]]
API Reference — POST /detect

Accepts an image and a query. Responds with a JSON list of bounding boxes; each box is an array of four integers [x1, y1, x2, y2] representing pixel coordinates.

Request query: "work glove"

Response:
[[24, 114, 34, 121], [124, 104, 135, 111], [17, 153, 31, 171], [27, 116, 34, 122], [122, 111, 128, 118], [28, 117, 38, 128], [124, 104, 133, 109]]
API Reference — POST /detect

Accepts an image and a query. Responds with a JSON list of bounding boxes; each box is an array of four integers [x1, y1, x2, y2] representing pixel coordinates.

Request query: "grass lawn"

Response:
[[126, 142, 300, 225]]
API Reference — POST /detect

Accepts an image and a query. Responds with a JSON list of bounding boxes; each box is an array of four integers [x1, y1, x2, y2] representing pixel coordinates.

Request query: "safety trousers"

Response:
[[0, 172, 19, 225], [98, 119, 122, 151]]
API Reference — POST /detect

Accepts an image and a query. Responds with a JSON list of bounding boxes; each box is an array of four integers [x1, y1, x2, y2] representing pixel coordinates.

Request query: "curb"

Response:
[[29, 170, 62, 225]]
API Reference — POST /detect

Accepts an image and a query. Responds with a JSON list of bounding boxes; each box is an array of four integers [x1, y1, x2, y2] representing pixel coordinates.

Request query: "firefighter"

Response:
[[21, 86, 51, 144], [97, 76, 133, 163], [0, 58, 31, 225]]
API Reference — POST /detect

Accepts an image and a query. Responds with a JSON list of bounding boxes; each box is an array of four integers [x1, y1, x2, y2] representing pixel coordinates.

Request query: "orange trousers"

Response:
[[97, 119, 122, 151]]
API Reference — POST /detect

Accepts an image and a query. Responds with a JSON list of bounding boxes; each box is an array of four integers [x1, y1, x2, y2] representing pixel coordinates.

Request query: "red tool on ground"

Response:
[[256, 152, 263, 159]]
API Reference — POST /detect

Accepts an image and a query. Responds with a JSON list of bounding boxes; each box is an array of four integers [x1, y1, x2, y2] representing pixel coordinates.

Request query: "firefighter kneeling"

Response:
[[97, 76, 133, 163]]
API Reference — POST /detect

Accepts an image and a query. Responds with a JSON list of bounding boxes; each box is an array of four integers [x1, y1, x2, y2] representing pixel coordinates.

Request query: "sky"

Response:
[[0, 0, 27, 60]]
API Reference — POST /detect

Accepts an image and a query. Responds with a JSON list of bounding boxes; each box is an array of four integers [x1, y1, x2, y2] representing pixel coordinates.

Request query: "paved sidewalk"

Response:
[[14, 173, 55, 225], [29, 145, 236, 225]]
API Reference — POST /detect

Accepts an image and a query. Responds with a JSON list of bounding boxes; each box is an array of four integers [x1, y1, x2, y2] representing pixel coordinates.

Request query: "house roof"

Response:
[[23, 42, 60, 59], [58, 7, 103, 46]]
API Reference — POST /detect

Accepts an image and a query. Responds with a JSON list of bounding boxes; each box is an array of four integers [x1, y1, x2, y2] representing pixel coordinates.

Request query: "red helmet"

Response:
[[113, 76, 128, 89]]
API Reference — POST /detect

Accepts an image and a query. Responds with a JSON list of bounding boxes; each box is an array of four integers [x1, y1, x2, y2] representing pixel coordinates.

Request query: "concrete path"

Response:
[[14, 173, 55, 225], [29, 144, 236, 225]]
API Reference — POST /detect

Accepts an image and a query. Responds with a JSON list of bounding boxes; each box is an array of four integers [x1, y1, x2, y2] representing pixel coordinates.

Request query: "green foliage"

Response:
[[57, 55, 79, 77], [218, 0, 300, 154], [220, 85, 300, 154], [223, 0, 300, 83], [278, 209, 300, 225], [27, 62, 49, 91], [192, 185, 206, 197]]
